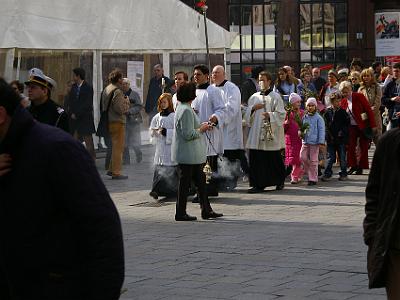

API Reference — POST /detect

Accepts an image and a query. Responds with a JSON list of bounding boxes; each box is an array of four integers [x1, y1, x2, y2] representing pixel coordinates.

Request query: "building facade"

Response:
[[180, 0, 400, 84]]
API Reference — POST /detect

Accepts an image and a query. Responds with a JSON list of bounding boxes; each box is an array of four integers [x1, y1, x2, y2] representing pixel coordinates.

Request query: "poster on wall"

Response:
[[375, 12, 400, 57], [127, 61, 144, 101]]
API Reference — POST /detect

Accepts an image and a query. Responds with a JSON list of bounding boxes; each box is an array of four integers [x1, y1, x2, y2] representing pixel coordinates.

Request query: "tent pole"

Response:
[[203, 11, 211, 80]]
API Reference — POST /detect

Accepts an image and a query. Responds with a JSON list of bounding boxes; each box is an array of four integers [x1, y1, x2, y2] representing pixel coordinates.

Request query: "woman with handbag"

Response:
[[339, 81, 376, 175]]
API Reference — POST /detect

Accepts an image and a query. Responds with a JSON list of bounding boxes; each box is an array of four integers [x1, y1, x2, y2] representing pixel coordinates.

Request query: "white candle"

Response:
[[161, 78, 165, 87]]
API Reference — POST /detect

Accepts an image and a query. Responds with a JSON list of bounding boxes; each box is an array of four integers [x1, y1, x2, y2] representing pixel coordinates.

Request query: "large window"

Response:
[[300, 1, 348, 68], [229, 2, 278, 85]]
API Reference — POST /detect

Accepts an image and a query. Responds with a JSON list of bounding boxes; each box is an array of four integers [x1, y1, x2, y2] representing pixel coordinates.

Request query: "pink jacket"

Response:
[[284, 110, 304, 166]]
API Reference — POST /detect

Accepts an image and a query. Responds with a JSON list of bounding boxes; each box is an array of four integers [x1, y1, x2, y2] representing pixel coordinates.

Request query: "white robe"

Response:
[[150, 112, 176, 166], [213, 81, 244, 150], [191, 85, 225, 156], [245, 91, 286, 151], [172, 93, 180, 110]]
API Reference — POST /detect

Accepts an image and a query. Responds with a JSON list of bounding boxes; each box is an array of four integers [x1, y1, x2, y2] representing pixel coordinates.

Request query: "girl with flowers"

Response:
[[284, 93, 304, 184], [300, 98, 326, 185]]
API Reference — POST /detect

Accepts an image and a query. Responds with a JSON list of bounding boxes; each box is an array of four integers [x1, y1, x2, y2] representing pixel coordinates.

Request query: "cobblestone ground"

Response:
[[96, 136, 385, 300]]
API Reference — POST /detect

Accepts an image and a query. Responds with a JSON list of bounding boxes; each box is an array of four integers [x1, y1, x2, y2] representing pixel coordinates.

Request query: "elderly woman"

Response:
[[122, 78, 143, 165], [172, 82, 223, 221], [339, 81, 376, 175], [358, 68, 383, 144], [319, 69, 339, 111], [149, 93, 177, 200]]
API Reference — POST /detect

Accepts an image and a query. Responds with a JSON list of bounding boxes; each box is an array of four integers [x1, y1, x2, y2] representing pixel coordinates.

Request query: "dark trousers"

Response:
[[176, 164, 212, 217], [224, 149, 249, 174], [220, 149, 246, 190], [206, 155, 219, 196], [324, 143, 347, 177]]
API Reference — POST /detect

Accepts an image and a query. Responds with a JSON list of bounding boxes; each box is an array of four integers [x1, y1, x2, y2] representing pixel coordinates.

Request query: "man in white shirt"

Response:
[[211, 65, 248, 190], [192, 64, 225, 197]]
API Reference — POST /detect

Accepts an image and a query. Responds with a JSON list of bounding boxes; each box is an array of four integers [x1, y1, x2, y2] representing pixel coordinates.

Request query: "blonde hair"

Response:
[[359, 68, 376, 86]]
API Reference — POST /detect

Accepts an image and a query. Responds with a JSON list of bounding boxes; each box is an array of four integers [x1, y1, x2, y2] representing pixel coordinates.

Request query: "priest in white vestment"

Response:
[[191, 64, 225, 197], [245, 71, 286, 193], [212, 65, 248, 190]]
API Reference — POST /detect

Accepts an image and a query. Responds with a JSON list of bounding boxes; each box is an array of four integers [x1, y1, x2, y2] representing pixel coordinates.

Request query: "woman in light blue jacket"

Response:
[[172, 82, 223, 221], [300, 97, 325, 185]]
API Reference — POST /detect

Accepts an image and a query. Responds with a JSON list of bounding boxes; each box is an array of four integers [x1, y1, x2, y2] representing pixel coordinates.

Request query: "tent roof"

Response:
[[0, 0, 232, 51]]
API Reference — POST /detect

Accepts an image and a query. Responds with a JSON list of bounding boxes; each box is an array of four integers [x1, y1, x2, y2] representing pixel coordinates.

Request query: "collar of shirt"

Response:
[[197, 82, 210, 90], [216, 80, 228, 87]]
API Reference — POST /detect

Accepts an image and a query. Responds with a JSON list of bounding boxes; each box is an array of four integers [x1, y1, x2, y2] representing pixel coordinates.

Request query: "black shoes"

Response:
[[348, 167, 362, 175], [307, 181, 317, 186], [248, 187, 264, 194], [276, 183, 284, 190], [106, 171, 113, 176], [149, 191, 158, 200], [175, 214, 197, 221], [201, 211, 223, 220], [192, 196, 199, 203], [112, 175, 128, 180]]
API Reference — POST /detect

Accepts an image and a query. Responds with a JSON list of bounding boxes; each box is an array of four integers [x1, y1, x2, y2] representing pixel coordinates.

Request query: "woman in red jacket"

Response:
[[339, 81, 376, 175]]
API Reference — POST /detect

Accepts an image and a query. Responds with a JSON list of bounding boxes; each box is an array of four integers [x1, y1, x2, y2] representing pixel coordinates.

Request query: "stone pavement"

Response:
[[96, 140, 385, 300]]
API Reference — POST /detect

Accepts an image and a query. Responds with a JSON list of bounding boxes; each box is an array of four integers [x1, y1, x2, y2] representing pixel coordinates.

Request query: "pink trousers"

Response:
[[300, 144, 319, 182], [291, 163, 304, 182]]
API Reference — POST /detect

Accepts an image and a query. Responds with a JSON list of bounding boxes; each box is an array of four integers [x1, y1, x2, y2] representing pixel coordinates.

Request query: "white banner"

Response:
[[127, 61, 144, 101], [375, 12, 400, 57]]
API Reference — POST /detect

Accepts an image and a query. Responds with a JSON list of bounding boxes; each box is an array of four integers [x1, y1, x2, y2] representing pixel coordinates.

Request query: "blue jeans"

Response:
[[324, 144, 347, 177]]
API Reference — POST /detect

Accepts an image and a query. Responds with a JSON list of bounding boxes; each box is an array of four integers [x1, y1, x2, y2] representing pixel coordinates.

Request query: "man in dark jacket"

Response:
[[364, 127, 400, 298], [382, 62, 400, 129], [240, 66, 263, 106], [26, 68, 69, 132], [145, 64, 172, 125], [68, 67, 96, 160], [0, 78, 124, 300]]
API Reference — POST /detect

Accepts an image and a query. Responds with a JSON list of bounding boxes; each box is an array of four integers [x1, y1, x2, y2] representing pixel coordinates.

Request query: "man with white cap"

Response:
[[25, 68, 69, 132]]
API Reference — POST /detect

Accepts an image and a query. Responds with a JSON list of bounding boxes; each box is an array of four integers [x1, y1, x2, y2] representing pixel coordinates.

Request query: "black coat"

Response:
[[0, 107, 124, 300], [323, 107, 350, 145], [68, 81, 96, 135], [240, 78, 257, 105], [28, 99, 69, 133], [364, 128, 400, 288]]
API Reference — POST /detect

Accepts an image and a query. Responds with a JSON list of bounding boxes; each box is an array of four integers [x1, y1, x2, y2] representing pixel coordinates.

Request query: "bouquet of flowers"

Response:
[[296, 114, 309, 139]]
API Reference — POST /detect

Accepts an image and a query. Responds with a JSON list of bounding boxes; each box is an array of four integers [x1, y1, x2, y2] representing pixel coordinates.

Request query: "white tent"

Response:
[[0, 0, 231, 51], [0, 0, 233, 140]]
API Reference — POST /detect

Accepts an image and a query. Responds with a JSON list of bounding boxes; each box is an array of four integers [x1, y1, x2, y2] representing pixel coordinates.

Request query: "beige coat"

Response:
[[358, 84, 382, 132], [101, 84, 130, 124]]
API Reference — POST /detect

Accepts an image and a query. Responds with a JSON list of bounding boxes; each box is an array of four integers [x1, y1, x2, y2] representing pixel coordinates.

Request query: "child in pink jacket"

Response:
[[284, 93, 304, 184]]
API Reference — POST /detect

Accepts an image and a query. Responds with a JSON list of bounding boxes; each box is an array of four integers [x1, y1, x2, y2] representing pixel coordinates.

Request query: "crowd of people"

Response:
[[148, 60, 400, 206]]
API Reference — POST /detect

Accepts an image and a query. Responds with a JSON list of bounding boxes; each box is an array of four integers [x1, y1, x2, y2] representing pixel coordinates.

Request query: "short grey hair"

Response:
[[339, 80, 352, 91], [122, 78, 130, 84]]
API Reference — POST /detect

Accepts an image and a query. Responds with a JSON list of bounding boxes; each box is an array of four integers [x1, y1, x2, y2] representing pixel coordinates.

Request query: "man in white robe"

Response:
[[191, 64, 225, 197], [212, 65, 248, 190], [245, 71, 286, 193], [172, 71, 188, 110]]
